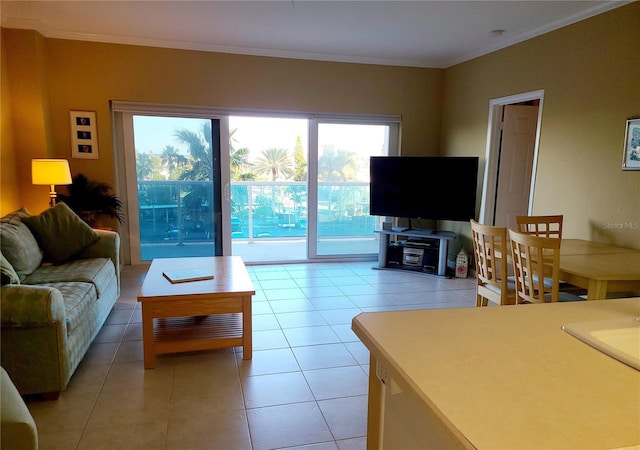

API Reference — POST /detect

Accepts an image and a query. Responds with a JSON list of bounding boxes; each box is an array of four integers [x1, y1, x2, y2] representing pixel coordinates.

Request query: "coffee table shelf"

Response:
[[152, 314, 243, 354], [137, 257, 255, 369]]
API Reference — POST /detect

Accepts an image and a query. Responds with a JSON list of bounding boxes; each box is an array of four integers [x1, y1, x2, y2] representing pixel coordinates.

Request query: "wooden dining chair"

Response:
[[514, 214, 587, 295], [470, 220, 516, 307], [515, 215, 563, 238], [508, 229, 584, 303]]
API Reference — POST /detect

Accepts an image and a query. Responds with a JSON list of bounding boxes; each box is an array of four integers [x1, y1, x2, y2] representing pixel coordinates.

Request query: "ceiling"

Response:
[[0, 1, 628, 68]]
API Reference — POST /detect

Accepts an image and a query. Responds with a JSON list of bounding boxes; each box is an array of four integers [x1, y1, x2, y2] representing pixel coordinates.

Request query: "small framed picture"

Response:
[[622, 118, 640, 170], [70, 110, 99, 159]]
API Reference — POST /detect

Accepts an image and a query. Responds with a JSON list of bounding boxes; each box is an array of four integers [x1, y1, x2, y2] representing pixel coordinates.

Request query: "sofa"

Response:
[[0, 203, 120, 399]]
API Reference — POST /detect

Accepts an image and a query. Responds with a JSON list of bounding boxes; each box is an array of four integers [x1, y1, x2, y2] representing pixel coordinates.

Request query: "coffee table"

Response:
[[137, 256, 255, 369]]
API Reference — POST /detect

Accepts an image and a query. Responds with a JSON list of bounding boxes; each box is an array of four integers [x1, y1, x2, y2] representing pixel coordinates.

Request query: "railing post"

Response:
[[248, 183, 254, 244], [176, 182, 185, 246]]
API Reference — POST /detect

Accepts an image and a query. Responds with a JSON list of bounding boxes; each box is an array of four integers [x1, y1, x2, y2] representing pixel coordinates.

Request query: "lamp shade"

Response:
[[32, 159, 72, 185]]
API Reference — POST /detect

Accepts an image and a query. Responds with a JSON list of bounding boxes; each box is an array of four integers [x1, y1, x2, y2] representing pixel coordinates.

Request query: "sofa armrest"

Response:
[[1, 367, 38, 449], [76, 229, 120, 285], [1, 285, 66, 327], [1, 285, 69, 396]]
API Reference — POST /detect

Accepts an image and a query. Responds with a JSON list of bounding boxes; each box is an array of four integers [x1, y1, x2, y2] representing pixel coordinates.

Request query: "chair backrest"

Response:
[[508, 229, 562, 303], [515, 215, 563, 238], [470, 220, 513, 306]]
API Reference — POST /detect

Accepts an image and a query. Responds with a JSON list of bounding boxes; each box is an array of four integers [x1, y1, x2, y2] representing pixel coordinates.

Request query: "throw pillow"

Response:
[[0, 251, 20, 285], [0, 207, 43, 280], [22, 203, 100, 265]]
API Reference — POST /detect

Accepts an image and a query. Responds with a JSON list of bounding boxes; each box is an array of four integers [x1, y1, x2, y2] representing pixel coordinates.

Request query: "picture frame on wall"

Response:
[[70, 110, 99, 159], [622, 117, 640, 170]]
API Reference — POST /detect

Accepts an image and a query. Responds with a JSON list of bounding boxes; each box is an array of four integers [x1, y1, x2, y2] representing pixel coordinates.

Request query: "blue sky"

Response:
[[132, 115, 387, 180]]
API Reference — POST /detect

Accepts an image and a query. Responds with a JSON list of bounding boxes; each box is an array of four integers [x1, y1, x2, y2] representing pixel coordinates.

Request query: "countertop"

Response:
[[352, 298, 640, 449]]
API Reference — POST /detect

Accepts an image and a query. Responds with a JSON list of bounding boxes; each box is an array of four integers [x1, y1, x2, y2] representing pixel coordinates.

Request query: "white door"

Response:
[[493, 104, 538, 229]]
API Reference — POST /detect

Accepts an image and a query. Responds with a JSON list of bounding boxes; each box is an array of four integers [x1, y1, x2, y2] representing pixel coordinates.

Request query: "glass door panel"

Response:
[[228, 116, 308, 263], [315, 123, 389, 257], [118, 107, 397, 264], [131, 115, 222, 261]]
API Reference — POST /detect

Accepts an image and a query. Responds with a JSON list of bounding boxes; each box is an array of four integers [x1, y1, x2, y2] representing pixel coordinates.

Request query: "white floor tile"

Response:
[[25, 261, 477, 450]]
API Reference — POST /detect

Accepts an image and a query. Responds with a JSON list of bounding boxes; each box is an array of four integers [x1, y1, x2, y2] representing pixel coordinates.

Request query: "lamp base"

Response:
[[49, 185, 58, 207]]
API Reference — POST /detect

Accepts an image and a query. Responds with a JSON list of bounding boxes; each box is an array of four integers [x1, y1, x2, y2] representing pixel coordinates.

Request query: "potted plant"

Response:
[[57, 173, 124, 228]]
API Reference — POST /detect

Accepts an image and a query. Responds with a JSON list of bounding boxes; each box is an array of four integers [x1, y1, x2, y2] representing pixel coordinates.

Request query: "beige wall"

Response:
[[1, 29, 52, 215], [442, 2, 640, 249], [1, 31, 19, 215], [0, 29, 442, 216]]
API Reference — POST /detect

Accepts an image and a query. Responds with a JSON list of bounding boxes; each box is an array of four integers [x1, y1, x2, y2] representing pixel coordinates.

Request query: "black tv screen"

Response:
[[369, 156, 478, 221]]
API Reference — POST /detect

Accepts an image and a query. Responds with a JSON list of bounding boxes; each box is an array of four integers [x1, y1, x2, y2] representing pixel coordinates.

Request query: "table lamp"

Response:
[[32, 159, 72, 207]]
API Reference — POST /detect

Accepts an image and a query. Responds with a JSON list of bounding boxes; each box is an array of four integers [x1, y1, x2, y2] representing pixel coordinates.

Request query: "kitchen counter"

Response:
[[352, 298, 640, 449]]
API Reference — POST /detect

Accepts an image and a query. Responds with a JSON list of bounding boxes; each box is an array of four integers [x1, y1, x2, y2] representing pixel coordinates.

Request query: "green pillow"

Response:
[[0, 251, 20, 285], [22, 203, 100, 265], [0, 207, 43, 280]]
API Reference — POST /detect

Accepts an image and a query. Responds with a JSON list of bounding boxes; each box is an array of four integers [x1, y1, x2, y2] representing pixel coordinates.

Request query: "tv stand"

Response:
[[392, 226, 435, 233], [403, 228, 434, 235], [375, 229, 457, 277]]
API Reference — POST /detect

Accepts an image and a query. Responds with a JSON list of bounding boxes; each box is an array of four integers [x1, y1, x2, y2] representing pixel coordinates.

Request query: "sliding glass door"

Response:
[[113, 102, 399, 264], [312, 122, 392, 257], [227, 117, 396, 260], [228, 116, 309, 262], [120, 114, 223, 263]]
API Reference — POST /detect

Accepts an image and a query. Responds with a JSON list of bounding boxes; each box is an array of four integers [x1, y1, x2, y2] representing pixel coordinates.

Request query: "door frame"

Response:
[[111, 102, 230, 265], [479, 90, 544, 225]]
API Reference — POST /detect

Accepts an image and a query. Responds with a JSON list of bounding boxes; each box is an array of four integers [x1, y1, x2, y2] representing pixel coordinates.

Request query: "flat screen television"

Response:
[[369, 156, 478, 223]]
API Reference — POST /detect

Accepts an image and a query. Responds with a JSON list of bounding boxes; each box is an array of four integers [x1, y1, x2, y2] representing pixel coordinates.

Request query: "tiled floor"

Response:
[[25, 261, 476, 450]]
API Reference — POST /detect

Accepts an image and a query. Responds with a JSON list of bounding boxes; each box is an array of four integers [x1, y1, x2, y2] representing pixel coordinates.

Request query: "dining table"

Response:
[[558, 239, 640, 300], [560, 238, 640, 256]]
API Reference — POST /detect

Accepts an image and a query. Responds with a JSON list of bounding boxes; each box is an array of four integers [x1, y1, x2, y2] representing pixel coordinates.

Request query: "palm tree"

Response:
[[136, 151, 154, 180], [254, 148, 294, 181], [171, 122, 214, 245], [175, 121, 213, 181], [160, 145, 188, 180], [229, 129, 253, 180], [318, 147, 358, 181], [318, 147, 359, 223]]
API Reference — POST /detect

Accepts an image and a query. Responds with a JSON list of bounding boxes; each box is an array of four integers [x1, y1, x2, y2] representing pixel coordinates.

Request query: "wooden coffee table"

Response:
[[137, 256, 255, 369]]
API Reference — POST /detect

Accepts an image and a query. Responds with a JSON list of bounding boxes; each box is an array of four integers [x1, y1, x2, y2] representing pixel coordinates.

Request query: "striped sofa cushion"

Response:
[[22, 258, 115, 298]]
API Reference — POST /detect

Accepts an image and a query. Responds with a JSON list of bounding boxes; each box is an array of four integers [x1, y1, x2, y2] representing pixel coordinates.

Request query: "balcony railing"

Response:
[[137, 180, 377, 244]]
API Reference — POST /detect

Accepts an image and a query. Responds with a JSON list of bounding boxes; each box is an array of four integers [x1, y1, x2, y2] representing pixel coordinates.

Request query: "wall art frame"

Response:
[[70, 110, 99, 159], [622, 117, 640, 170]]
